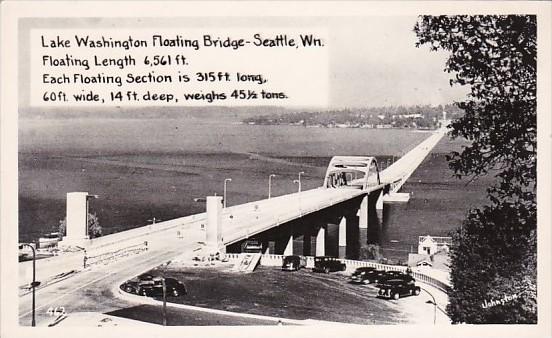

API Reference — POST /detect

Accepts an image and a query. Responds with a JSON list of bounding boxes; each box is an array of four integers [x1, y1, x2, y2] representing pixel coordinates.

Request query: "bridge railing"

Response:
[[224, 190, 365, 245], [85, 241, 148, 268], [82, 212, 207, 251], [225, 253, 451, 294]]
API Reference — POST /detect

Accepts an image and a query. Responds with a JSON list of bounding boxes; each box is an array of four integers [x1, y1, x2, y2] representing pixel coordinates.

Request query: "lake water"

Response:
[[18, 118, 491, 261]]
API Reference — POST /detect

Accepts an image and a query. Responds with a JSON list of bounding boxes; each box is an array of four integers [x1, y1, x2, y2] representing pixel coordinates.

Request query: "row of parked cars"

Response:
[[282, 255, 421, 300]]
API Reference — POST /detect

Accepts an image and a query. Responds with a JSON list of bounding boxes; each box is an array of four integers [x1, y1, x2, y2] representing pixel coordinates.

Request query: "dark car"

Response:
[[352, 268, 387, 284], [380, 270, 409, 282], [121, 275, 187, 297], [144, 277, 188, 297], [121, 274, 156, 295], [312, 256, 346, 273], [350, 267, 377, 284], [282, 255, 307, 271], [377, 278, 420, 300]]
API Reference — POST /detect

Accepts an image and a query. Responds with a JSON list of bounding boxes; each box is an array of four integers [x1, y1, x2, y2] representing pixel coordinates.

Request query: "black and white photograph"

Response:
[[1, 1, 551, 337]]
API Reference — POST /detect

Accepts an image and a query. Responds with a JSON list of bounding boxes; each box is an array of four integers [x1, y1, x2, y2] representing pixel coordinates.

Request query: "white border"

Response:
[[2, 2, 551, 338]]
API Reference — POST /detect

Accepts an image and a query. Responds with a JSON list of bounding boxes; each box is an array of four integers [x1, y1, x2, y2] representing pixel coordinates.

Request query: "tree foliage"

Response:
[[415, 15, 537, 323], [59, 212, 102, 239]]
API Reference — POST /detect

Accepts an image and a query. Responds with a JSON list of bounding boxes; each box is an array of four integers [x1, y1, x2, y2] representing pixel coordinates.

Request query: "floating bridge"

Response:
[[18, 126, 447, 325]]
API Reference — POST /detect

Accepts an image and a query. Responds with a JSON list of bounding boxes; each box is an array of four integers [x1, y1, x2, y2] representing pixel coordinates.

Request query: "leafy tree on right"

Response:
[[414, 15, 537, 323]]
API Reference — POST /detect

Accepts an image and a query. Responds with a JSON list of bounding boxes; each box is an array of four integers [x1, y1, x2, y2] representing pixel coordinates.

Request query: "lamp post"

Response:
[[421, 287, 437, 324], [268, 174, 276, 199], [162, 277, 167, 326], [19, 243, 40, 326], [223, 178, 232, 208], [294, 171, 305, 193]]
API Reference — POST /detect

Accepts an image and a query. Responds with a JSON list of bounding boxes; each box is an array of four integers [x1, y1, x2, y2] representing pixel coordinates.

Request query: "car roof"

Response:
[[385, 279, 408, 283], [138, 274, 154, 280]]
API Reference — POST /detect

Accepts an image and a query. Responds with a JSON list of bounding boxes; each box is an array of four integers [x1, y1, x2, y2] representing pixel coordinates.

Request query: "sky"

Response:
[[327, 16, 468, 108], [20, 16, 469, 110]]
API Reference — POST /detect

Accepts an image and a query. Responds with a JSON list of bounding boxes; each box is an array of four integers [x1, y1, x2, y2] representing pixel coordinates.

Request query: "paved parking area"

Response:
[[113, 265, 449, 325]]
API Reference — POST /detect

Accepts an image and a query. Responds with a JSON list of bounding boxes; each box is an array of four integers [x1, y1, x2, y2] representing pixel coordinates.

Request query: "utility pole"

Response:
[[162, 277, 167, 326], [268, 174, 276, 199], [19, 244, 40, 326]]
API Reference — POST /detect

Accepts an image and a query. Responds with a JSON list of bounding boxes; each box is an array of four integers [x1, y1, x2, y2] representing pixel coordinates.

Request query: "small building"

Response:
[[417, 235, 452, 255], [408, 235, 452, 272]]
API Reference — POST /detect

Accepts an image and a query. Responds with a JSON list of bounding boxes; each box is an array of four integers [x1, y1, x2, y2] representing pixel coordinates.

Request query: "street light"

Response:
[[294, 171, 305, 192], [268, 174, 276, 199], [160, 261, 171, 326], [223, 178, 232, 208], [162, 277, 167, 326], [19, 243, 40, 326], [421, 287, 437, 324]]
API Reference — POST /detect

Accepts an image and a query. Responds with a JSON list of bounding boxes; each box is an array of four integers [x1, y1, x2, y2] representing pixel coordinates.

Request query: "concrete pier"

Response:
[[338, 217, 347, 258], [65, 192, 89, 243], [315, 227, 325, 256], [358, 195, 368, 229], [206, 196, 223, 248], [283, 234, 293, 256]]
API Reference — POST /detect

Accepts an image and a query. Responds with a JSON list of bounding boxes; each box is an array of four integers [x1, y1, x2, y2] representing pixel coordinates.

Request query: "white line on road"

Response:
[[19, 270, 116, 318]]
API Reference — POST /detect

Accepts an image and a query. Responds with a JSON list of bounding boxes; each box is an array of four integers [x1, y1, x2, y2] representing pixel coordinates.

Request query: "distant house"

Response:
[[417, 235, 452, 255], [408, 235, 452, 271]]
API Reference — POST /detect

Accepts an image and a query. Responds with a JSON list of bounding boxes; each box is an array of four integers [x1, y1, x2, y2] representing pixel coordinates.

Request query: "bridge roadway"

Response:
[[18, 187, 375, 325], [17, 128, 446, 326]]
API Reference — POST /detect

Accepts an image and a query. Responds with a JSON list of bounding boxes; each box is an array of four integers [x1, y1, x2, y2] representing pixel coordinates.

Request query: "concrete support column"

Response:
[[315, 227, 326, 256], [65, 192, 89, 242], [338, 217, 347, 258], [376, 191, 384, 210], [358, 195, 368, 229], [345, 213, 360, 259], [206, 196, 223, 247], [283, 234, 293, 256]]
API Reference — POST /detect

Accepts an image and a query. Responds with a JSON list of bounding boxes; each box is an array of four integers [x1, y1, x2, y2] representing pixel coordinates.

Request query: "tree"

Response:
[[414, 15, 537, 323], [59, 212, 102, 239]]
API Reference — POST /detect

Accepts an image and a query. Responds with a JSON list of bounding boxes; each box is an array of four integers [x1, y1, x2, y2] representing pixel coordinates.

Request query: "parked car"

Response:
[[145, 277, 188, 297], [350, 267, 377, 284], [121, 274, 156, 295], [121, 275, 187, 297], [351, 268, 386, 284], [377, 278, 420, 300], [312, 256, 346, 273], [282, 255, 307, 271], [380, 270, 410, 282], [241, 239, 263, 253]]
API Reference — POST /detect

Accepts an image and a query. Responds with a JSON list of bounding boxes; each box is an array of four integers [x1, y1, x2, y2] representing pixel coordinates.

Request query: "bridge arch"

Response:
[[323, 156, 381, 190]]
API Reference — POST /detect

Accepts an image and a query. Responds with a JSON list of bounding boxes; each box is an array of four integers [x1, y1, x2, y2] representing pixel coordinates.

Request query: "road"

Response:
[[18, 226, 283, 326], [19, 186, 368, 287], [18, 187, 366, 326]]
